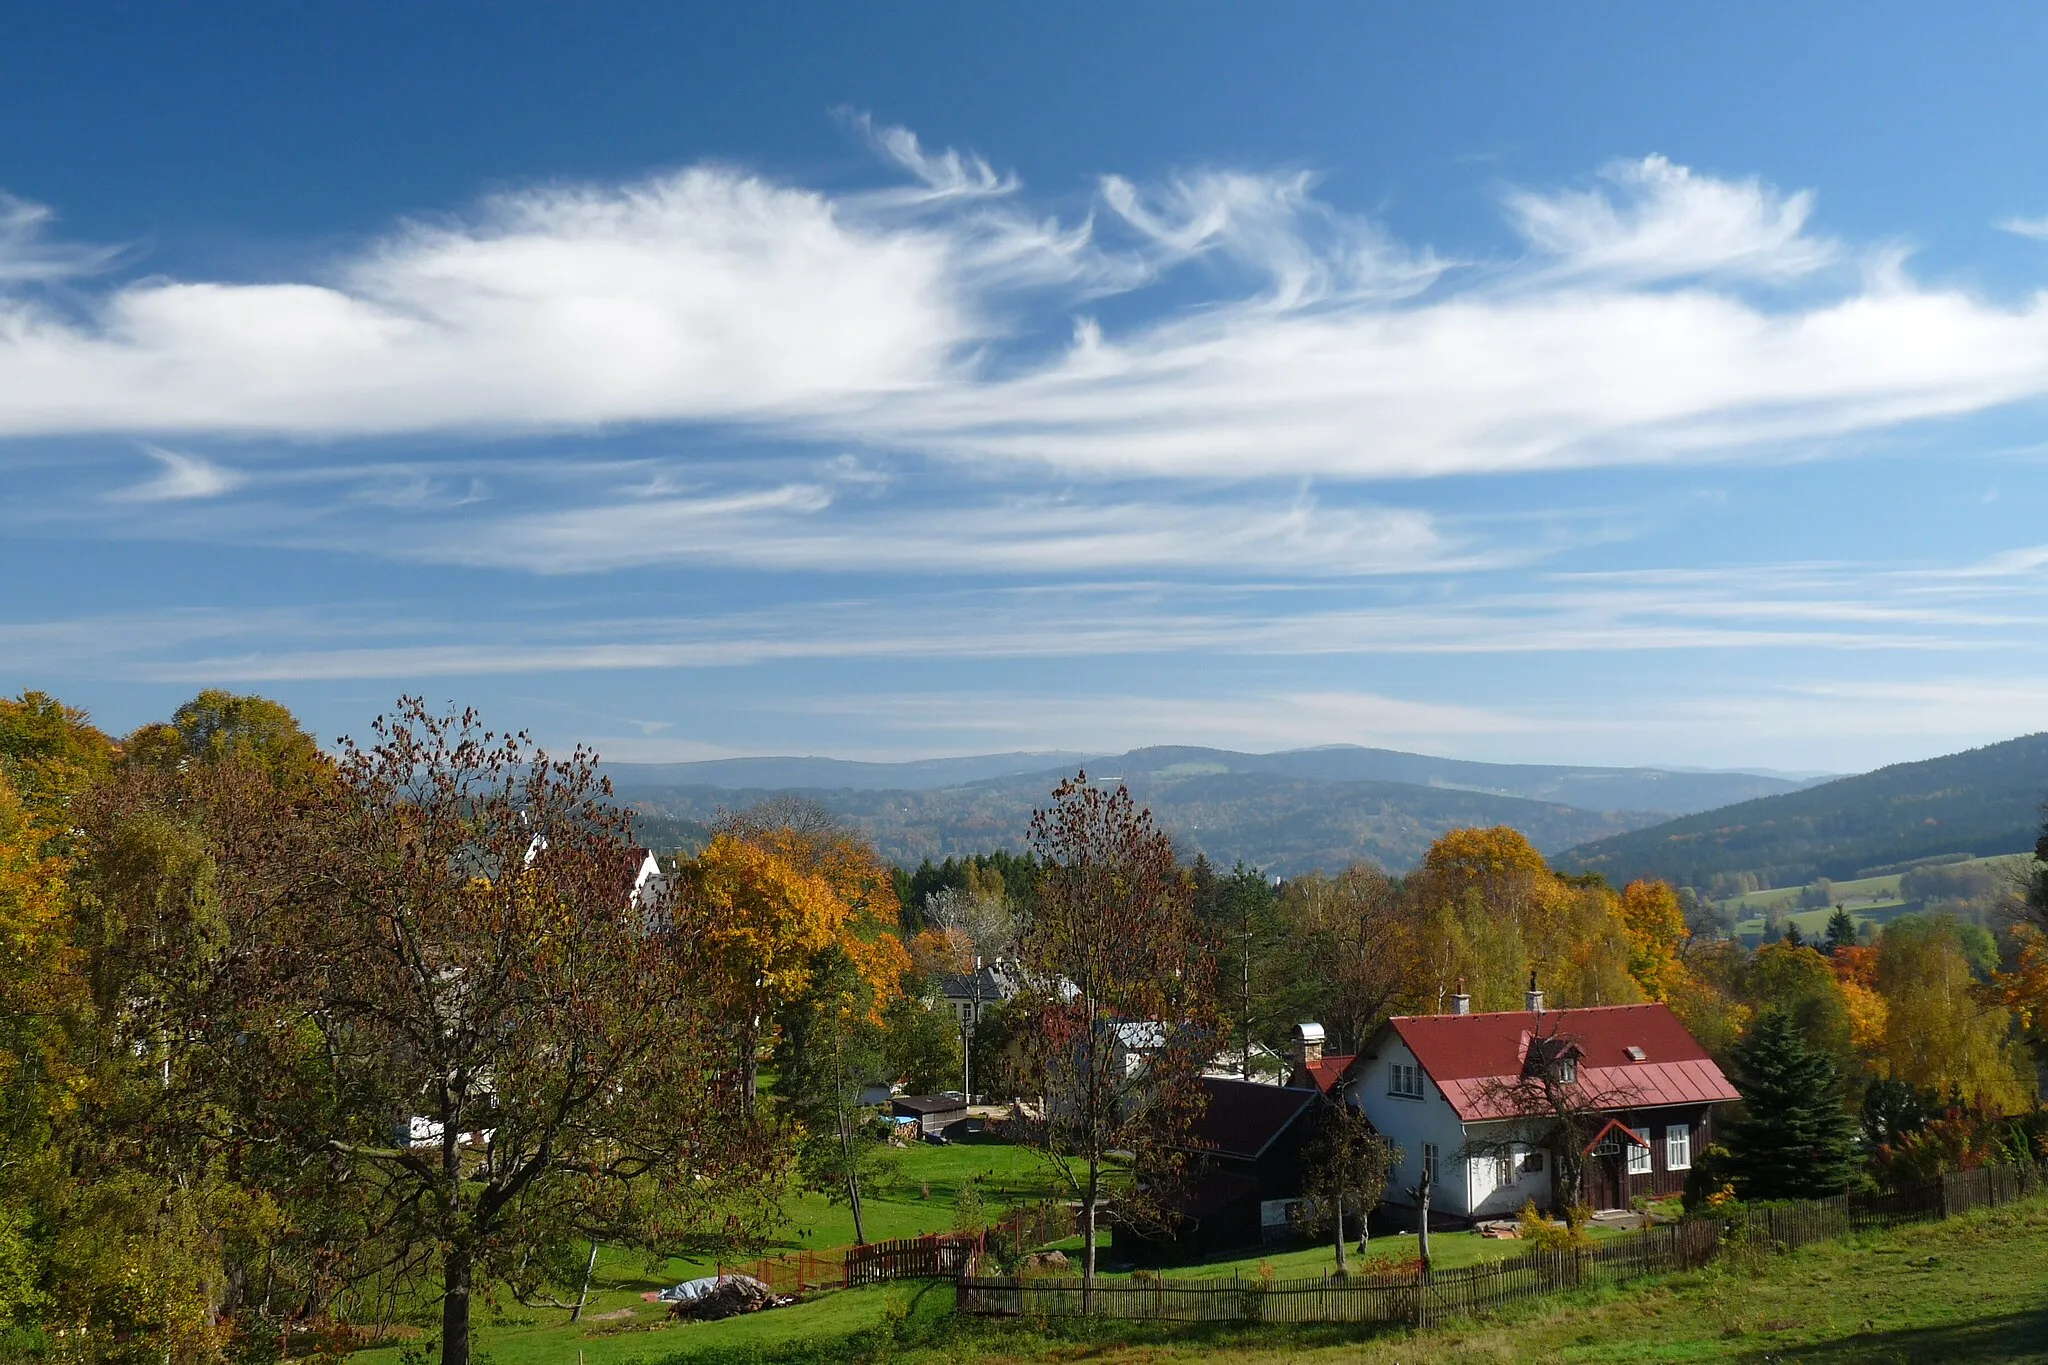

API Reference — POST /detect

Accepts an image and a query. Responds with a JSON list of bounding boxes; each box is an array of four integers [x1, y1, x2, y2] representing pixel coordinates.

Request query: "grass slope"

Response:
[[1557, 731, 2048, 891], [598, 1193, 2048, 1365]]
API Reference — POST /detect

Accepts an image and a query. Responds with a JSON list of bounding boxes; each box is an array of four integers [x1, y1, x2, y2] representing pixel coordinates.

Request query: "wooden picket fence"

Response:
[[957, 1164, 2044, 1327]]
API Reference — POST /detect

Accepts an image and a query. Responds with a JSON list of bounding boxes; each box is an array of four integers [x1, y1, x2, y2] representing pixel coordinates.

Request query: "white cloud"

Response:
[[1996, 213, 2048, 241], [1504, 155, 1837, 284], [112, 444, 244, 501], [412, 486, 1462, 575], [0, 143, 2042, 493], [0, 192, 125, 283]]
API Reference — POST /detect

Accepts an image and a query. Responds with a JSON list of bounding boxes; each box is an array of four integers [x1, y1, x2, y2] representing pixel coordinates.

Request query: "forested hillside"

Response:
[[615, 770, 1654, 875], [1558, 732, 2048, 892], [608, 743, 1822, 875], [610, 743, 1816, 814]]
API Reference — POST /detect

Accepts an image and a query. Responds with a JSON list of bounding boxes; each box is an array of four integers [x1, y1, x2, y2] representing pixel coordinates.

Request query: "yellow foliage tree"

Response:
[[0, 771, 83, 1136], [907, 925, 975, 979], [1617, 879, 1689, 1001], [1403, 828, 1641, 1011], [1878, 915, 2033, 1110], [673, 823, 910, 1098]]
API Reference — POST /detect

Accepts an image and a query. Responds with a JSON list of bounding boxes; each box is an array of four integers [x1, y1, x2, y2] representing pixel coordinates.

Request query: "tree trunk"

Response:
[[569, 1240, 598, 1322], [441, 1245, 473, 1365], [1416, 1170, 1432, 1275], [841, 1112, 867, 1245], [1082, 1163, 1099, 1312], [1333, 1203, 1349, 1277]]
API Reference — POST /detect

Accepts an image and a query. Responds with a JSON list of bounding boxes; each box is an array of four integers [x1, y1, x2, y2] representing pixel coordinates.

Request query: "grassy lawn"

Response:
[[352, 1193, 2048, 1364], [347, 1138, 1071, 1365]]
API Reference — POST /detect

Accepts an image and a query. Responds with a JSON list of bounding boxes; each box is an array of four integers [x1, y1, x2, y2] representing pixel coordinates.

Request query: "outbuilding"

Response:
[[890, 1092, 968, 1137]]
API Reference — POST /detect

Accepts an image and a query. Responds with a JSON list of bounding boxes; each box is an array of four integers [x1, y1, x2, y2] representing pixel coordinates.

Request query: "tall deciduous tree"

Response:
[[1014, 774, 1217, 1287], [146, 699, 775, 1365], [1725, 1010, 1861, 1200], [1877, 914, 2031, 1110]]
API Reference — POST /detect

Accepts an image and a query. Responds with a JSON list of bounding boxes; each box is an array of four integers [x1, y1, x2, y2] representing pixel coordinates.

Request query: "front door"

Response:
[[1591, 1153, 1625, 1210]]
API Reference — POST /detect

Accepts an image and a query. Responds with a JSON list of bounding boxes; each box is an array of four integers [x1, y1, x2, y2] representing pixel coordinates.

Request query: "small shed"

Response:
[[891, 1093, 968, 1137]]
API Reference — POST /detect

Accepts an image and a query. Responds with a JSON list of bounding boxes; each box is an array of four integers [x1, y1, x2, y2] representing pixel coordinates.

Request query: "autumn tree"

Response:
[[1404, 829, 1641, 1013], [1617, 879, 1690, 1001], [133, 699, 775, 1365], [1278, 862, 1407, 1051], [1877, 914, 2032, 1110], [1292, 1100, 1398, 1276], [672, 811, 908, 1106], [1013, 774, 1217, 1287], [1745, 941, 1856, 1074]]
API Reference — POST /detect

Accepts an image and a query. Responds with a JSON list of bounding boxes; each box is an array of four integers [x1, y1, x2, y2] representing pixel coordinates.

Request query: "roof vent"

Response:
[[1624, 1045, 1647, 1062]]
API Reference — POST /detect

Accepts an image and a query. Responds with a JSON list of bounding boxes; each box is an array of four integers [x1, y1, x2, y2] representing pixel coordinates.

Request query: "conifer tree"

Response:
[[1824, 906, 1857, 954], [1726, 1010, 1861, 1199]]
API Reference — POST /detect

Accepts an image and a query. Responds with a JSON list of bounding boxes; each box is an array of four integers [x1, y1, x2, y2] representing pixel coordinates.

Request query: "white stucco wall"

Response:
[[1461, 1118, 1554, 1218], [1343, 1036, 1473, 1217]]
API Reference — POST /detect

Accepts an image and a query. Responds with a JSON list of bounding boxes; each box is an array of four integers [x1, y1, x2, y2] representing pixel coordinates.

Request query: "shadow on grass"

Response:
[[1741, 1307, 2048, 1365]]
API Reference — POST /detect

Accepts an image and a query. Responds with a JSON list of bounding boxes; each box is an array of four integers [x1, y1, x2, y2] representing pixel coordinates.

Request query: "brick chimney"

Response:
[[1292, 1021, 1326, 1072]]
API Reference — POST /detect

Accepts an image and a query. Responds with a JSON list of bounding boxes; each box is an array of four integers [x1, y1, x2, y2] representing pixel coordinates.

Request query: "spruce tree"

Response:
[[1726, 1009, 1861, 1199], [1825, 906, 1856, 954]]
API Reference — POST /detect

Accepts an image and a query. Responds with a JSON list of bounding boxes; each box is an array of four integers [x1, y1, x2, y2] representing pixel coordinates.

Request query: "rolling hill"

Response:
[[607, 744, 1817, 814], [605, 744, 1823, 877], [1556, 732, 2048, 892]]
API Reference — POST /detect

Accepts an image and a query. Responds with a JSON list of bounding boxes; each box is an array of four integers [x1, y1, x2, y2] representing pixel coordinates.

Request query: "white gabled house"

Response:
[[1331, 981, 1739, 1223]]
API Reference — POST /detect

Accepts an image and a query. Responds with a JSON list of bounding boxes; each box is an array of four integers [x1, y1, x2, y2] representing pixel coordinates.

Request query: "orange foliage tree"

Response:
[[672, 814, 909, 1104]]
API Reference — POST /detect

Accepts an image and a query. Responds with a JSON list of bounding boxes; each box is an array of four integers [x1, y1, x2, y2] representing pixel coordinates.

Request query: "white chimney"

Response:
[[1525, 971, 1544, 1014], [1449, 976, 1471, 1016], [1293, 1021, 1326, 1070]]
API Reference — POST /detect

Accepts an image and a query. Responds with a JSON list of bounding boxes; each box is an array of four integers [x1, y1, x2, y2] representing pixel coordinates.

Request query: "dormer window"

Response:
[[1558, 1057, 1577, 1084]]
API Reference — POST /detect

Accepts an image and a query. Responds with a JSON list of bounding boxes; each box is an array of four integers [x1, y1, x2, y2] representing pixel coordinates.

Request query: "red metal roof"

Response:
[[1380, 1004, 1739, 1123], [1288, 1054, 1357, 1094]]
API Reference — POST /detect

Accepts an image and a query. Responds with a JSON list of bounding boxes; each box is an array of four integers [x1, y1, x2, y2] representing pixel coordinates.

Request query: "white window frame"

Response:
[[1423, 1142, 1440, 1184], [1388, 1061, 1425, 1099], [1626, 1128, 1653, 1175], [1496, 1152, 1516, 1187], [1665, 1123, 1691, 1171]]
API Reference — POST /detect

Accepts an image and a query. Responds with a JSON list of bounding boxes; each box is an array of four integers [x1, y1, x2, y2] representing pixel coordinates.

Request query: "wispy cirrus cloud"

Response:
[[111, 444, 244, 501], [7, 133, 2048, 491]]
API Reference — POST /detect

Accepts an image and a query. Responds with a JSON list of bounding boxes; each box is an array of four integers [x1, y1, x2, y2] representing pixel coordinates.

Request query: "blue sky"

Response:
[[8, 3, 2048, 772]]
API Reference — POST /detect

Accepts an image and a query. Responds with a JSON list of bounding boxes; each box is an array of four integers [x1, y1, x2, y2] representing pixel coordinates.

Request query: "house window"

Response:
[[1389, 1062, 1425, 1098], [1666, 1124, 1691, 1171], [1422, 1143, 1440, 1184], [1626, 1129, 1653, 1175], [1521, 1151, 1545, 1175], [1496, 1154, 1516, 1187], [1558, 1057, 1578, 1084]]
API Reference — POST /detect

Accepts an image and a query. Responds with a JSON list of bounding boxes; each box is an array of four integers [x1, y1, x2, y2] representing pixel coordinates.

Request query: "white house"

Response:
[[1332, 982, 1738, 1223]]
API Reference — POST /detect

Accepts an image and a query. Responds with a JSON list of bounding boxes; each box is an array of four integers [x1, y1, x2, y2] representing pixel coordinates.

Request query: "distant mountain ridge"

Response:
[[1556, 732, 2048, 891], [606, 744, 1821, 813], [607, 751, 1099, 792], [606, 743, 1830, 877]]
